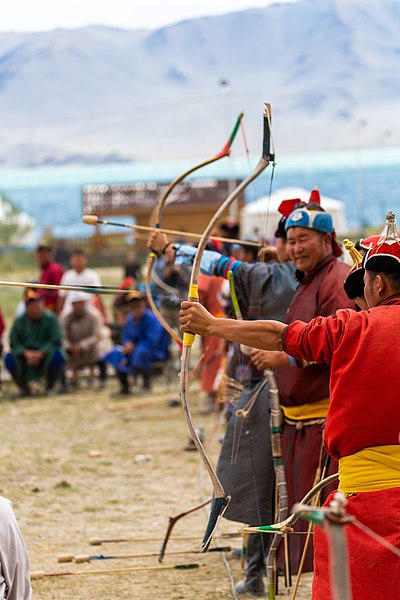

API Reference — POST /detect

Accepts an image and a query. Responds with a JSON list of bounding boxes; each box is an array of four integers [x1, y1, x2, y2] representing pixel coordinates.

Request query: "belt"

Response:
[[281, 397, 330, 421], [339, 445, 400, 495]]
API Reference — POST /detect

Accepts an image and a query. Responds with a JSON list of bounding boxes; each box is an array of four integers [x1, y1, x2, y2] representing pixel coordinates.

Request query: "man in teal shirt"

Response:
[[5, 290, 65, 397]]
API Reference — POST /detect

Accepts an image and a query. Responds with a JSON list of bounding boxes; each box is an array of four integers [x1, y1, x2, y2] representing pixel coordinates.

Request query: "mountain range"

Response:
[[1, 0, 399, 167]]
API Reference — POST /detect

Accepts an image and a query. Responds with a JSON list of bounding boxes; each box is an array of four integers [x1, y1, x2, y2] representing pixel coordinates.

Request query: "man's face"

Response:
[[26, 300, 43, 320], [36, 249, 51, 268], [70, 253, 87, 273], [131, 300, 146, 321], [286, 227, 332, 274]]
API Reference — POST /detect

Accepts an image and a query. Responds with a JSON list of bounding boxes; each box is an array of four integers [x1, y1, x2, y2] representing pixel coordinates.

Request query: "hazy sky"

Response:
[[1, 0, 300, 32]]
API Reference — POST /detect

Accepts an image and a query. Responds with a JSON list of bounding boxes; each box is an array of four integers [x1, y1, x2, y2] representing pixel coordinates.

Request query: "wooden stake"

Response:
[[89, 532, 240, 546], [58, 546, 231, 564], [31, 563, 201, 580]]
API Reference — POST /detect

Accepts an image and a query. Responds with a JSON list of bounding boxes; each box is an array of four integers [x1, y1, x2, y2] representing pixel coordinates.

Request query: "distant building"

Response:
[[82, 178, 244, 249]]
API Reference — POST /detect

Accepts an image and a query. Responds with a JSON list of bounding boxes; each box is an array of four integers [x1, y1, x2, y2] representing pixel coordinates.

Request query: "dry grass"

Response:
[[0, 374, 312, 599]]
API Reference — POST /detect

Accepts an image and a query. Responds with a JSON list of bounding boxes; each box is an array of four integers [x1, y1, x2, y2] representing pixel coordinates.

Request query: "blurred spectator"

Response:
[[58, 249, 107, 320], [60, 292, 107, 389], [154, 258, 188, 331], [208, 216, 240, 256], [35, 242, 64, 313], [5, 291, 65, 397], [198, 273, 225, 412], [123, 250, 141, 282], [232, 239, 259, 264], [103, 293, 169, 395], [110, 277, 136, 344], [0, 306, 4, 396], [53, 239, 71, 269]]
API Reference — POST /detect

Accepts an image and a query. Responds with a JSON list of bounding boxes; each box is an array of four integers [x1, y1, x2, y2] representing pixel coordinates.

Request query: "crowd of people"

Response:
[[1, 243, 171, 399]]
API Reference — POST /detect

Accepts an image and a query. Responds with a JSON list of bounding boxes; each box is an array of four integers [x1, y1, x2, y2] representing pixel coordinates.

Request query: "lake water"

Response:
[[0, 145, 399, 242]]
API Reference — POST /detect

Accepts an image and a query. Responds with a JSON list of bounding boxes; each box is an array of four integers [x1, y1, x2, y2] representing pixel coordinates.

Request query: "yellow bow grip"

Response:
[[183, 284, 199, 347]]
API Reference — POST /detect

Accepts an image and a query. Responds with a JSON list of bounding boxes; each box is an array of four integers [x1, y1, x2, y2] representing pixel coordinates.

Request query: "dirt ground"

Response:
[[1, 370, 313, 599]]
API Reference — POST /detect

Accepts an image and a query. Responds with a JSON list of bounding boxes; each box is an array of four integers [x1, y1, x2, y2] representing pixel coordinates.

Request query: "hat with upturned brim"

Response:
[[365, 211, 400, 274]]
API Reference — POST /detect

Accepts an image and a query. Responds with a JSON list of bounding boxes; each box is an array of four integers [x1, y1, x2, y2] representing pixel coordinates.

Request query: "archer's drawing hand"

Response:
[[147, 231, 169, 255], [251, 349, 290, 370], [179, 301, 215, 337]]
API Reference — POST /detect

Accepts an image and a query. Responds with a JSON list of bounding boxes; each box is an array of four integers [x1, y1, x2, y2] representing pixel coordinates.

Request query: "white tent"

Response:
[[241, 187, 347, 240]]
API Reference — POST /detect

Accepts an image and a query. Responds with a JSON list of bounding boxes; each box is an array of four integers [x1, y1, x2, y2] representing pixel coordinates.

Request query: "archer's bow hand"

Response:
[[147, 231, 169, 256], [179, 301, 215, 337]]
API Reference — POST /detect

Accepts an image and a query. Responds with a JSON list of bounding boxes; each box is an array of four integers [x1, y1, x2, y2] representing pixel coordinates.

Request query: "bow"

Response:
[[239, 473, 339, 535], [145, 112, 244, 348], [180, 103, 274, 551]]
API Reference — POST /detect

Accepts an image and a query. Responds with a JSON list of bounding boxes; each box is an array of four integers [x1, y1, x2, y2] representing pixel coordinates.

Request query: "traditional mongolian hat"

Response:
[[365, 211, 400, 273], [343, 239, 365, 299], [275, 189, 318, 239], [358, 235, 381, 253], [284, 207, 342, 257]]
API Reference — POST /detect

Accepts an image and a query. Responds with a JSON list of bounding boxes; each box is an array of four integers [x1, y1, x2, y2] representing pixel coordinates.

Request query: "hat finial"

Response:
[[382, 210, 399, 245]]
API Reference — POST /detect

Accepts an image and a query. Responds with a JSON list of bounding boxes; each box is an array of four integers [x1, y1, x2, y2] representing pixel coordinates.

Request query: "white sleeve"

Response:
[[0, 497, 32, 600]]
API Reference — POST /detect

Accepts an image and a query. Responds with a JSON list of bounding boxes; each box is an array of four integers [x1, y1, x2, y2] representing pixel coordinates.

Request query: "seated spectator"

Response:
[[35, 242, 64, 313], [5, 290, 65, 397], [0, 306, 5, 396], [60, 291, 107, 389], [0, 496, 31, 599], [103, 292, 169, 395], [110, 277, 136, 344]]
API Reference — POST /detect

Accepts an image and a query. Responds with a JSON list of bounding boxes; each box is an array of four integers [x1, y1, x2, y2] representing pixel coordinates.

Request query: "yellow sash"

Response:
[[339, 445, 400, 494], [282, 398, 330, 421]]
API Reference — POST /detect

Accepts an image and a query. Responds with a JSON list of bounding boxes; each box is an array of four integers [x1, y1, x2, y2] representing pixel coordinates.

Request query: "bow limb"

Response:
[[145, 112, 244, 349], [239, 473, 339, 535], [265, 368, 289, 598], [158, 498, 212, 562], [180, 103, 274, 551]]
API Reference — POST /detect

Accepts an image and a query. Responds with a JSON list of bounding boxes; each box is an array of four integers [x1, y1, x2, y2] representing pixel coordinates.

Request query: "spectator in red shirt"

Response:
[[35, 242, 64, 313]]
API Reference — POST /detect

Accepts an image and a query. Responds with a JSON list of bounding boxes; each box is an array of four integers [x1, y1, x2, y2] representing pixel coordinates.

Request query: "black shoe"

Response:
[[235, 575, 265, 596]]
